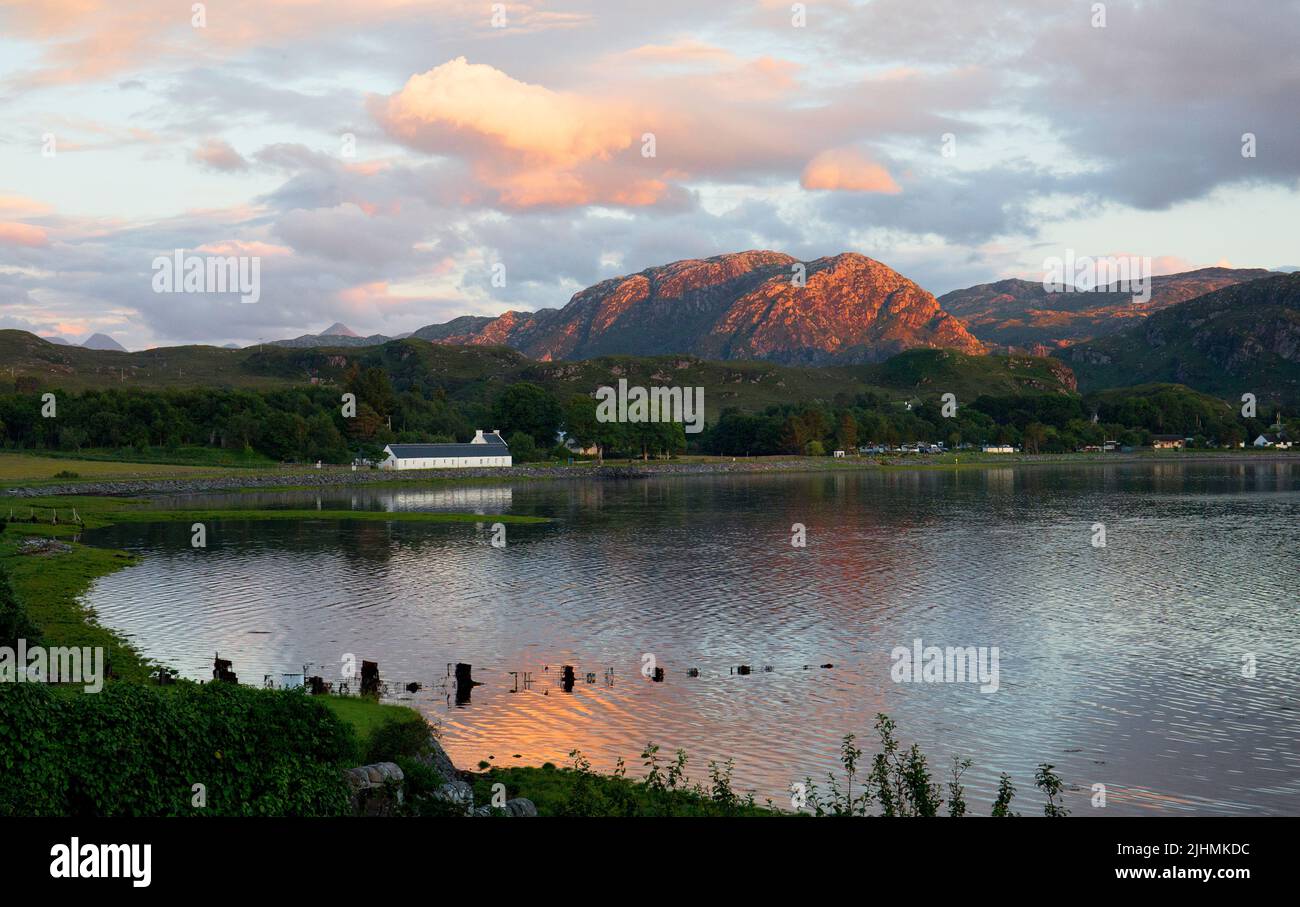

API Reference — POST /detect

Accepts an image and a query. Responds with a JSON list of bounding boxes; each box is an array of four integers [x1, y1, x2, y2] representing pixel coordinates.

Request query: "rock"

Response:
[[344, 761, 405, 816], [416, 733, 461, 785], [17, 537, 72, 556], [472, 797, 537, 817], [504, 797, 538, 817], [433, 780, 475, 814]]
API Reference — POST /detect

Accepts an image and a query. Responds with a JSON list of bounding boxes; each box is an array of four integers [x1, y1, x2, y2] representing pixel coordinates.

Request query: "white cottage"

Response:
[[379, 430, 512, 470]]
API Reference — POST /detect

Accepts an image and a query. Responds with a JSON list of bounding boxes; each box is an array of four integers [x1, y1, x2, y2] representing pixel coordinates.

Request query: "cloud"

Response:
[[0, 222, 49, 246], [372, 57, 682, 209], [801, 149, 901, 194], [376, 57, 633, 166], [191, 138, 249, 172]]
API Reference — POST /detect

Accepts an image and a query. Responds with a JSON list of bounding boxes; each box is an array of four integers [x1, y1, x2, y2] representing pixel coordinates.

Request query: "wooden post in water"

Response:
[[212, 652, 237, 684], [360, 660, 380, 696], [454, 663, 479, 705]]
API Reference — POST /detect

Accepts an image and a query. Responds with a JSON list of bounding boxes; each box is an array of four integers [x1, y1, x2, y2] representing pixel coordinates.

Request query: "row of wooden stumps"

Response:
[[205, 654, 436, 698], [200, 654, 834, 697], [730, 663, 834, 675]]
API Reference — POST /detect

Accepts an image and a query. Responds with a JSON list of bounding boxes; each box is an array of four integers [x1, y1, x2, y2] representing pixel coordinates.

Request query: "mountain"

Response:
[[1058, 271, 1300, 404], [43, 335, 72, 346], [270, 328, 396, 348], [938, 268, 1276, 352], [412, 251, 985, 364], [81, 333, 127, 352]]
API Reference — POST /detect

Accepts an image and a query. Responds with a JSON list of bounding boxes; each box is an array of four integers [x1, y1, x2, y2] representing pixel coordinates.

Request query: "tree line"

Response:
[[0, 371, 1285, 464]]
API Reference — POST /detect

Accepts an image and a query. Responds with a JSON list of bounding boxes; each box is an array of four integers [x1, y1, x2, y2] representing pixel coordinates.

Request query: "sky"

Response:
[[0, 0, 1297, 350]]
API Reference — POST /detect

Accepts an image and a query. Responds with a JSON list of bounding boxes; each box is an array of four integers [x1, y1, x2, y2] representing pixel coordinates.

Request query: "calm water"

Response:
[[83, 463, 1300, 815]]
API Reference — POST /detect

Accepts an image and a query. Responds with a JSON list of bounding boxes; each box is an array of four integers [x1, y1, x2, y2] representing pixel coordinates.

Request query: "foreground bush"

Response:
[[0, 681, 358, 816]]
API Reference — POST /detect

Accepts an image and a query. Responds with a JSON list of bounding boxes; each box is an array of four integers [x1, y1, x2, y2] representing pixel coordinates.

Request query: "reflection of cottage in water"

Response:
[[379, 430, 511, 469], [388, 485, 515, 512]]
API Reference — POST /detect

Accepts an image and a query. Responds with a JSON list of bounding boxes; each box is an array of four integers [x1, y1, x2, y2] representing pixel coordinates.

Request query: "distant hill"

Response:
[[0, 330, 1074, 417], [269, 325, 401, 348], [939, 267, 1276, 351], [0, 330, 289, 391], [412, 251, 985, 365], [257, 342, 1075, 420], [1058, 271, 1300, 405], [81, 332, 128, 352]]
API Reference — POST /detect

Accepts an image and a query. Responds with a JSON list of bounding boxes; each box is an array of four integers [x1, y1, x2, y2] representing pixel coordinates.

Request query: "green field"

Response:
[[0, 452, 234, 482]]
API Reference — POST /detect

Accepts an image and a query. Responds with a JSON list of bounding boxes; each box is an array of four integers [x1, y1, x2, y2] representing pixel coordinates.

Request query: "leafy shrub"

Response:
[[0, 681, 357, 816], [0, 562, 41, 650]]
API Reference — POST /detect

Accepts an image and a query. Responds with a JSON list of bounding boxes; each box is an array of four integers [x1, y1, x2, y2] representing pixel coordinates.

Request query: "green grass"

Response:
[[0, 527, 152, 682], [0, 452, 234, 482], [470, 764, 781, 817], [98, 508, 549, 526], [19, 446, 279, 468], [317, 697, 425, 753]]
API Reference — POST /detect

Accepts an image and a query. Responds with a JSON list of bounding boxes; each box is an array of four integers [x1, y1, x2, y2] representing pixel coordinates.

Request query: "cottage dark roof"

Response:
[[386, 435, 509, 458]]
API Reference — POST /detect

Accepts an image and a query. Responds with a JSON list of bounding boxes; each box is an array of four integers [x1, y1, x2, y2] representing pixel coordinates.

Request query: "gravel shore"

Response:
[[6, 451, 1293, 499], [3, 458, 839, 498]]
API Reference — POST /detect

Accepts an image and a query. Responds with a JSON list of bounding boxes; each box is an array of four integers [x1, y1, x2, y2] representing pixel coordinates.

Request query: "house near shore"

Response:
[[1253, 432, 1292, 449], [556, 430, 598, 456], [1151, 434, 1186, 450], [379, 430, 512, 470], [981, 444, 1016, 454]]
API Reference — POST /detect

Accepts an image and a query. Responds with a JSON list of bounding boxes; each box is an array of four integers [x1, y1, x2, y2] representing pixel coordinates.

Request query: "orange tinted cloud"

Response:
[[0, 194, 53, 217], [0, 222, 49, 246], [374, 58, 675, 209], [801, 148, 901, 193], [376, 57, 634, 166], [3, 2, 583, 86]]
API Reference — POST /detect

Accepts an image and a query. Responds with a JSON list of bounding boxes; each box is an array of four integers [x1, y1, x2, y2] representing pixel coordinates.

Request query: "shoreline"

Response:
[[4, 450, 1297, 499]]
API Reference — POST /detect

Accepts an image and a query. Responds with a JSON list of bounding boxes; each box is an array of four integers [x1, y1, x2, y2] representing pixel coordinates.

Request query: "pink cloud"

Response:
[[192, 138, 249, 172], [2, 1, 560, 87], [372, 57, 677, 209], [374, 57, 635, 167], [194, 240, 291, 257], [0, 222, 50, 246], [801, 148, 901, 193], [0, 194, 53, 217]]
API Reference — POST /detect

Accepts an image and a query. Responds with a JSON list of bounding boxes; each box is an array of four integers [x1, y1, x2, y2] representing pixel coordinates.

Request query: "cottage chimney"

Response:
[[472, 429, 485, 444]]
